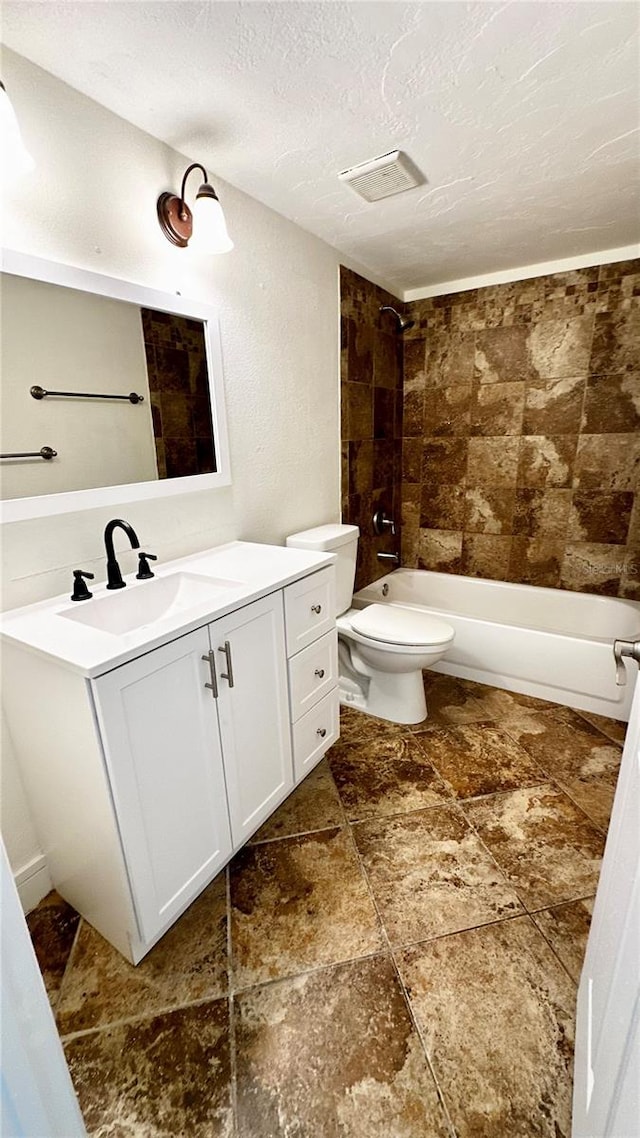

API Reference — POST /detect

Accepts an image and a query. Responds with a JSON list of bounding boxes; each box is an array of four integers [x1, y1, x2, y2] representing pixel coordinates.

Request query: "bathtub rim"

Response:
[[352, 567, 639, 721], [354, 567, 640, 644]]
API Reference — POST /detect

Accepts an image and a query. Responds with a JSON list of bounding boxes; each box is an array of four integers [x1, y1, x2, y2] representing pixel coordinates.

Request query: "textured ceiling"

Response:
[[2, 1, 639, 294]]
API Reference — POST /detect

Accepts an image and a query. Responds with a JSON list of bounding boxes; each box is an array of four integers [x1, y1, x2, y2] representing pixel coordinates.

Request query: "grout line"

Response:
[[459, 780, 605, 921], [495, 719, 616, 835], [524, 893, 598, 988], [227, 766, 385, 1002], [59, 991, 229, 1044], [341, 702, 607, 945], [231, 945, 389, 999], [453, 797, 535, 914], [54, 914, 84, 1023], [302, 751, 352, 831], [526, 892, 596, 915], [570, 708, 627, 747], [384, 909, 529, 955], [562, 306, 594, 577], [388, 952, 459, 1138], [521, 886, 601, 919], [54, 693, 611, 1128], [346, 797, 462, 829], [248, 820, 348, 847], [523, 911, 582, 989], [547, 782, 610, 837], [226, 865, 239, 1138], [343, 732, 597, 1137], [344, 820, 459, 1138]]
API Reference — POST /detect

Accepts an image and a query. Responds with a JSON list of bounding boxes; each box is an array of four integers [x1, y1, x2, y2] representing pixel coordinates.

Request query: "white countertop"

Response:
[[0, 541, 335, 678]]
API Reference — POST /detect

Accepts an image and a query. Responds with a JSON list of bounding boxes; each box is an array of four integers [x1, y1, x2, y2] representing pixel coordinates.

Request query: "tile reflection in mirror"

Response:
[[1, 273, 217, 501]]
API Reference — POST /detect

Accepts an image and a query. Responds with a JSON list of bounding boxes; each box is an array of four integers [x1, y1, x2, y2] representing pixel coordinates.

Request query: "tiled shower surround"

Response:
[[342, 260, 640, 598], [340, 266, 404, 591]]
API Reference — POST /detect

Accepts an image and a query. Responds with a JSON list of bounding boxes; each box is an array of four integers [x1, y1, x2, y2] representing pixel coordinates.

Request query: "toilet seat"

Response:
[[286, 523, 455, 723], [342, 604, 454, 648]]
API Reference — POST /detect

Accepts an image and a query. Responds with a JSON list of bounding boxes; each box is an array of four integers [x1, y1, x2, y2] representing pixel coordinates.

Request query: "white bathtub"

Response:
[[353, 569, 640, 721]]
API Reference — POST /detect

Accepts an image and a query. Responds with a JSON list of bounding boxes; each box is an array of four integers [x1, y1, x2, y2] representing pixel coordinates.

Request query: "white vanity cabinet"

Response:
[[91, 591, 292, 948], [1, 546, 336, 965], [208, 592, 293, 844], [284, 566, 341, 779], [92, 626, 233, 947]]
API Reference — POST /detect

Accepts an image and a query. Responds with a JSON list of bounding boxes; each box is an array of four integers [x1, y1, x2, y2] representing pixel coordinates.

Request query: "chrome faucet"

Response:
[[377, 551, 400, 566], [372, 509, 396, 536], [104, 518, 140, 590]]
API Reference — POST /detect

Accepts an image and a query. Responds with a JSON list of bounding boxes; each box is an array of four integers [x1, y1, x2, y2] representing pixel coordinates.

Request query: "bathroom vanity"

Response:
[[1, 542, 339, 963]]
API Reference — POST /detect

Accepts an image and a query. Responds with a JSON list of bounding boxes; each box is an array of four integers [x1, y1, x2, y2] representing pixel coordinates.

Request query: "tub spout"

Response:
[[613, 638, 640, 686], [377, 551, 399, 566]]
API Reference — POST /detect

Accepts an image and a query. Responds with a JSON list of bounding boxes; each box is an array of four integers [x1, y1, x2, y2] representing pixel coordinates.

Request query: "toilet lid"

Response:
[[350, 604, 454, 647]]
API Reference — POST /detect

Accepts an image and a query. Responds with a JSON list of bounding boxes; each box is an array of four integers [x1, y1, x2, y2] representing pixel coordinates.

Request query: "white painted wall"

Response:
[[0, 48, 341, 900], [1, 275, 157, 499]]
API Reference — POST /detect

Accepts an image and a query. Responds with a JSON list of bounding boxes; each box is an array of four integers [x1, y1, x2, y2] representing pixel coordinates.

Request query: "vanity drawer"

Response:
[[284, 567, 335, 655], [292, 688, 340, 780], [288, 630, 338, 722]]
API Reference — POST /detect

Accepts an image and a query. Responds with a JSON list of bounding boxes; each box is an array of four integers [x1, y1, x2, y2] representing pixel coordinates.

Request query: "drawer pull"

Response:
[[316, 727, 327, 738], [311, 604, 322, 614], [201, 652, 218, 699], [218, 640, 235, 688], [314, 668, 325, 679]]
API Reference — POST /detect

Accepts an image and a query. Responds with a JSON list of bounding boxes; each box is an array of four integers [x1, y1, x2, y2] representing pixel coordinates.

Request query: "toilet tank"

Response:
[[286, 524, 359, 616]]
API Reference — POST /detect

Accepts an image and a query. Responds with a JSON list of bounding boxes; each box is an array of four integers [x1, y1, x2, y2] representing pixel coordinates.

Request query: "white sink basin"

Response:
[[60, 572, 245, 636], [0, 541, 335, 677]]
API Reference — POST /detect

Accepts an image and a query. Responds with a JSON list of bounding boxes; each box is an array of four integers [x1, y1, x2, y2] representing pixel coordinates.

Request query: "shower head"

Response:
[[379, 305, 415, 334], [398, 314, 415, 333]]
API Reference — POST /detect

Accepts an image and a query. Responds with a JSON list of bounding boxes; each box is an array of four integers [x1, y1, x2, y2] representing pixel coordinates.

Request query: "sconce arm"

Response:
[[179, 163, 209, 211]]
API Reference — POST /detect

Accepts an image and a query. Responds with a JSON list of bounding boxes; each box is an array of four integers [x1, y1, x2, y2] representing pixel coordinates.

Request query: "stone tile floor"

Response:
[[27, 673, 627, 1138]]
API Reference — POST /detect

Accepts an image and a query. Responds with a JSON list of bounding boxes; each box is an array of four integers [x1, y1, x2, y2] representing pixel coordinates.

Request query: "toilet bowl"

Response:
[[286, 524, 454, 724], [337, 603, 454, 723]]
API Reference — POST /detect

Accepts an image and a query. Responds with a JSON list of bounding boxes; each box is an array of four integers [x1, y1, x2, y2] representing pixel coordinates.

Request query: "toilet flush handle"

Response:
[[613, 638, 640, 686]]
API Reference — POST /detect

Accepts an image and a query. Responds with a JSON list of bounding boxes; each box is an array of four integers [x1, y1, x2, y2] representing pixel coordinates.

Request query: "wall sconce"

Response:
[[0, 80, 34, 184], [157, 162, 233, 253]]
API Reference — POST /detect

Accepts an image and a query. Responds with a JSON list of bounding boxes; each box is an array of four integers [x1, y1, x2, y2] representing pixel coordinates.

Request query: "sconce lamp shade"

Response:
[[157, 162, 233, 253], [0, 81, 34, 184], [192, 184, 234, 253]]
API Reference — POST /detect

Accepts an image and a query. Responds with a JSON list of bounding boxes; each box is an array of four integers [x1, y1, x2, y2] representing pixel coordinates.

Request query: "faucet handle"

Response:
[[613, 638, 640, 687], [136, 552, 157, 580], [71, 569, 94, 602], [372, 509, 396, 536]]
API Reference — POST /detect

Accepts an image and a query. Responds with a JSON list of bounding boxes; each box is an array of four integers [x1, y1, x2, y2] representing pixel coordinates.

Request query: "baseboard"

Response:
[[15, 853, 52, 914]]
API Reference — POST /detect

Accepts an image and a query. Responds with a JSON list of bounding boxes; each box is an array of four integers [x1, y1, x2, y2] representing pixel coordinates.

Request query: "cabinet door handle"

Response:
[[311, 604, 322, 614], [316, 727, 327, 738], [218, 640, 235, 688], [314, 668, 325, 679], [201, 652, 218, 699]]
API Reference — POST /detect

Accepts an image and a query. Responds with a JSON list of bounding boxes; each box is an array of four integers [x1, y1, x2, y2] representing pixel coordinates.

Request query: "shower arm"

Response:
[[379, 305, 415, 334]]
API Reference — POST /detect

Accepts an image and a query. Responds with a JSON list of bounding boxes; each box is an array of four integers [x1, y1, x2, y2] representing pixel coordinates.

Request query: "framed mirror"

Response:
[[0, 251, 231, 523]]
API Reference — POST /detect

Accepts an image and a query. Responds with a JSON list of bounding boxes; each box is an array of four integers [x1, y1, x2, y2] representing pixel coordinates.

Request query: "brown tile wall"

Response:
[[340, 267, 404, 591], [401, 260, 640, 598], [141, 310, 216, 479]]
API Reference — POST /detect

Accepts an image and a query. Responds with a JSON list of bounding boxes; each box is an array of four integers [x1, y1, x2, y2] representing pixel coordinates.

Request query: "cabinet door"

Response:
[[211, 592, 293, 845], [92, 627, 232, 946]]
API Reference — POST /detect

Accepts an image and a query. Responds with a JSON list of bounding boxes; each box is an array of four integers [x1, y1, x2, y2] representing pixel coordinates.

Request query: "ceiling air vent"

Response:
[[338, 150, 425, 202]]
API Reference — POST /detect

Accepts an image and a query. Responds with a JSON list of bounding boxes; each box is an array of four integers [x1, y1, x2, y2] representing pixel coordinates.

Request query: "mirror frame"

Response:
[[0, 250, 231, 523]]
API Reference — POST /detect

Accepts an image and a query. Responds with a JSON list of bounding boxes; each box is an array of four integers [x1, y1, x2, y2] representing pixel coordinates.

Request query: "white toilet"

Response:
[[286, 524, 454, 724]]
